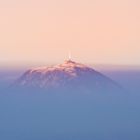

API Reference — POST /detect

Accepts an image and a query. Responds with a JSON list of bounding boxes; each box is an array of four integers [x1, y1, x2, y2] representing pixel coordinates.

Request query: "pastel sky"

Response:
[[0, 0, 140, 66]]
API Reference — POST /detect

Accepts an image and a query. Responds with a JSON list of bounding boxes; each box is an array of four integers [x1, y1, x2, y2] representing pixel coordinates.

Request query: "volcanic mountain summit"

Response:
[[16, 60, 122, 93]]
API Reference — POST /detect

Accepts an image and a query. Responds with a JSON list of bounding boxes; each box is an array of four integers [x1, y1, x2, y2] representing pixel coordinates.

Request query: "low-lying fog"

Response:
[[0, 67, 140, 140]]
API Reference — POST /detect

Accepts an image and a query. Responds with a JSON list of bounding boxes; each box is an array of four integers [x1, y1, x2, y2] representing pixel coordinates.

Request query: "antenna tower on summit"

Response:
[[69, 51, 72, 61]]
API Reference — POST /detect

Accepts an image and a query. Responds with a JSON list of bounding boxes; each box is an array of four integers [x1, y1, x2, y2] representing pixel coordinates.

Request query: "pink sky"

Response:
[[0, 0, 140, 66]]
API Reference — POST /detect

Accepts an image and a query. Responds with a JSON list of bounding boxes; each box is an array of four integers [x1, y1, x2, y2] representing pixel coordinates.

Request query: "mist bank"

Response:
[[0, 69, 140, 140], [0, 86, 140, 140]]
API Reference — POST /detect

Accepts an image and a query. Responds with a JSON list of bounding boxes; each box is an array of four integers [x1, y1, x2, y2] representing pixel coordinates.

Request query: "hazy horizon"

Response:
[[1, 62, 140, 71]]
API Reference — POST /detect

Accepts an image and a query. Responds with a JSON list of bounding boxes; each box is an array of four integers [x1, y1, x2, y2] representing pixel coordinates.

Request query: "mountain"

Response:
[[15, 60, 122, 94]]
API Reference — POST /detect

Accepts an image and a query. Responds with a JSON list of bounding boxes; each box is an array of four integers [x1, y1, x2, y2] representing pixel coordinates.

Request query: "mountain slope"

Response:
[[16, 60, 122, 93]]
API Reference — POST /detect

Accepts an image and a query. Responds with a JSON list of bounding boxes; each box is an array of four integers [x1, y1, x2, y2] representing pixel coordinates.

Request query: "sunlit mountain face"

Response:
[[15, 60, 123, 94]]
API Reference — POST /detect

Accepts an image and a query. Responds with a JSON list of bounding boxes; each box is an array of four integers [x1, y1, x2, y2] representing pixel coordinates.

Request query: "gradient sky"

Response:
[[0, 0, 140, 66]]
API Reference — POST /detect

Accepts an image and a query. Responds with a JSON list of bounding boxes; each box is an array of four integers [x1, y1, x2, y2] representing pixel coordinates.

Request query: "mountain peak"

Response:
[[58, 60, 87, 69], [15, 60, 122, 93], [64, 60, 76, 64]]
